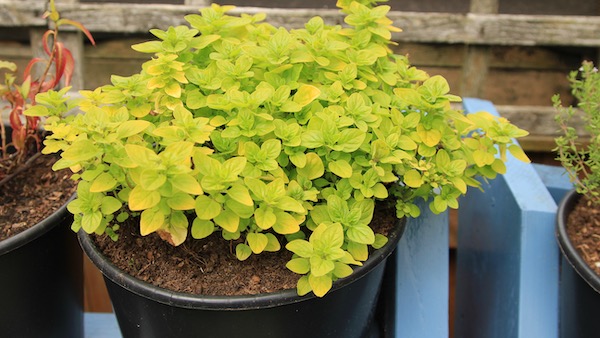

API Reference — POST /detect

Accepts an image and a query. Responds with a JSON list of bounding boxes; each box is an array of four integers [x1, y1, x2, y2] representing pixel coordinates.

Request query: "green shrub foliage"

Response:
[[554, 60, 600, 205], [27, 0, 528, 297]]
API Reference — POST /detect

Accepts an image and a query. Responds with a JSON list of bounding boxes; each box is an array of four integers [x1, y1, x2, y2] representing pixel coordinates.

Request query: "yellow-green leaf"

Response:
[[24, 105, 49, 117], [372, 234, 388, 249], [276, 196, 305, 213], [491, 159, 507, 175], [227, 184, 253, 206], [140, 208, 165, 236], [417, 126, 442, 147], [163, 223, 187, 246], [61, 139, 100, 163], [130, 103, 152, 118], [214, 209, 239, 233], [116, 120, 151, 139], [372, 183, 388, 199], [263, 233, 281, 252], [90, 172, 117, 192], [297, 153, 324, 180], [247, 232, 269, 254], [255, 206, 276, 229], [347, 241, 368, 261], [165, 82, 181, 98], [273, 211, 300, 234], [404, 169, 423, 188], [310, 256, 335, 277], [473, 150, 495, 167], [449, 177, 467, 194], [167, 193, 196, 210], [195, 195, 221, 220], [309, 273, 333, 298], [393, 87, 421, 106], [191, 218, 215, 239], [333, 262, 353, 279], [171, 174, 203, 195], [140, 170, 167, 191], [81, 211, 102, 234], [100, 196, 122, 215], [328, 160, 353, 178], [293, 84, 321, 107], [125, 144, 159, 167], [297, 276, 312, 296], [286, 258, 310, 274], [508, 144, 531, 163], [131, 41, 162, 53], [236, 243, 252, 261], [129, 186, 161, 211]]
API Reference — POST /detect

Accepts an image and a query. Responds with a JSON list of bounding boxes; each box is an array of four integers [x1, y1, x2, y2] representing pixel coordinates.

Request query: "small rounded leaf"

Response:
[[191, 219, 215, 239], [286, 258, 310, 274], [236, 243, 252, 261]]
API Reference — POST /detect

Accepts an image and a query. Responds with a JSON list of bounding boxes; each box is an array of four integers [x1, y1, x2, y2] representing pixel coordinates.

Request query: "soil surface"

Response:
[[93, 204, 398, 296], [0, 154, 77, 242], [566, 195, 600, 276]]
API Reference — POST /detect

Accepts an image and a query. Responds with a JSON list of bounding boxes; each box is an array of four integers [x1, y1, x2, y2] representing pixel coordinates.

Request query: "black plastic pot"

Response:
[[556, 190, 600, 338], [0, 199, 83, 338], [79, 218, 406, 338]]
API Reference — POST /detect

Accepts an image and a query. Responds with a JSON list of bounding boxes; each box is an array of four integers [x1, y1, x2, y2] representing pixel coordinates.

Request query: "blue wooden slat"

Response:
[[532, 164, 572, 204], [455, 98, 562, 338], [85, 313, 121, 338], [393, 204, 449, 337]]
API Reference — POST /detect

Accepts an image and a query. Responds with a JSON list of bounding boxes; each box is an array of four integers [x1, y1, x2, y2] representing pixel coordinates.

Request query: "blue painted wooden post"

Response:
[[532, 164, 573, 204], [455, 98, 561, 338], [390, 203, 449, 337]]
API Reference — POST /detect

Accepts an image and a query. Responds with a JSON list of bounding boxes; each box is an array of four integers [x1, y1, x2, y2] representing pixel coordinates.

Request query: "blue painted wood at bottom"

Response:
[[85, 313, 121, 338], [393, 202, 449, 338], [455, 98, 564, 338]]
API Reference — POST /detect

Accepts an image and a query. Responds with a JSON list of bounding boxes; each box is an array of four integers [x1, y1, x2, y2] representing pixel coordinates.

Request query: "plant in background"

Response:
[[554, 60, 600, 205], [28, 0, 528, 297], [0, 0, 94, 181]]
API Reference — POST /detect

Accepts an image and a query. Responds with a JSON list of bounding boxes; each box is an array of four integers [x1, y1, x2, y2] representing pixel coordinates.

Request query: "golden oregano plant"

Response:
[[0, 0, 93, 179], [554, 60, 600, 205], [27, 0, 529, 297]]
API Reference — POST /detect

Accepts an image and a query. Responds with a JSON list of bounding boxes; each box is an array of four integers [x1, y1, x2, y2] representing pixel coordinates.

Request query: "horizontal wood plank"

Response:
[[0, 2, 599, 47]]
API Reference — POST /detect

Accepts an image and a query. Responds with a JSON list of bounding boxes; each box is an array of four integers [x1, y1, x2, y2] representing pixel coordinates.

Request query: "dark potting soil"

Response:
[[0, 154, 77, 242], [566, 195, 600, 276], [93, 204, 398, 296]]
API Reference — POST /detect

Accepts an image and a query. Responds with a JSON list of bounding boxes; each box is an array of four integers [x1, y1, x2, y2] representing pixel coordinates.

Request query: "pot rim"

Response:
[[79, 216, 406, 310], [556, 189, 600, 293], [0, 195, 73, 256]]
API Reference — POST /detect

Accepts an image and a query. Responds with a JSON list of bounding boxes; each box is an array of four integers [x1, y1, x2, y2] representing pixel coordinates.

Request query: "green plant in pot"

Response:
[[0, 1, 94, 337], [30, 0, 528, 336], [554, 60, 600, 337]]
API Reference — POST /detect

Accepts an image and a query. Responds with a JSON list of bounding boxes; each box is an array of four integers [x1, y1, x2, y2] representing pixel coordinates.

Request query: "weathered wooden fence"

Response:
[[0, 0, 599, 151]]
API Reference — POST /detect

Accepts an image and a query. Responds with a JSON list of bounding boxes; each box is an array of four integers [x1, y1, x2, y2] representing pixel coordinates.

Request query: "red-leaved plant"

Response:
[[0, 0, 94, 181]]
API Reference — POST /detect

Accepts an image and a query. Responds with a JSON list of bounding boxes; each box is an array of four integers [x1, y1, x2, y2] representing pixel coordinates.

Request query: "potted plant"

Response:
[[29, 1, 528, 337], [554, 60, 600, 338], [0, 1, 94, 337]]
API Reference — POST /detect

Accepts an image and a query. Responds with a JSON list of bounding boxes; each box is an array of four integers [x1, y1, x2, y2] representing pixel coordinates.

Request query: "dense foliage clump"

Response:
[[28, 0, 528, 296]]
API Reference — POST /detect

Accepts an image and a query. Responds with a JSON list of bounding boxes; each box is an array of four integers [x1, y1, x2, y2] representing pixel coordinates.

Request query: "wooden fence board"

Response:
[[1, 2, 600, 47]]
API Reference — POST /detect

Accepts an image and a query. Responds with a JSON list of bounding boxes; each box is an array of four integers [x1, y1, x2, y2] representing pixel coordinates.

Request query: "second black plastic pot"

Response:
[[0, 199, 83, 338], [556, 190, 600, 338], [79, 218, 406, 338]]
